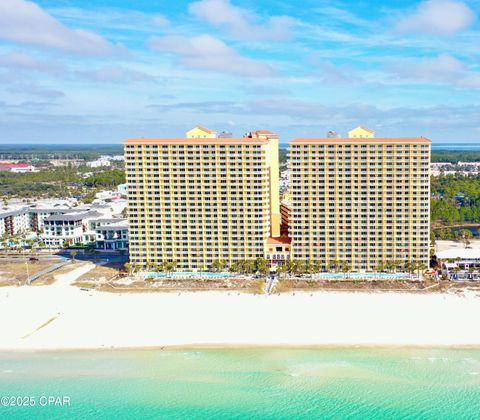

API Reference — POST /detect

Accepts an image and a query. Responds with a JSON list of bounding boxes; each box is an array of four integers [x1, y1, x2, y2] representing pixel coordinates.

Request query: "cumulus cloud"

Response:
[[148, 100, 245, 113], [396, 0, 475, 35], [150, 34, 275, 77], [387, 54, 480, 88], [0, 52, 65, 74], [152, 15, 170, 27], [389, 54, 464, 81], [248, 99, 480, 135], [76, 66, 151, 83], [6, 82, 64, 99], [0, 0, 117, 55], [188, 0, 296, 40]]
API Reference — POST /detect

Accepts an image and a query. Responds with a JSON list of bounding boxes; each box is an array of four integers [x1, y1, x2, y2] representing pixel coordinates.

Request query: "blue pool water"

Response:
[[146, 271, 233, 278], [316, 272, 410, 279]]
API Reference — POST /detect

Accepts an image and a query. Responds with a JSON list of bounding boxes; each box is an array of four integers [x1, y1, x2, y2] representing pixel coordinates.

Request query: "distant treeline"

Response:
[[84, 169, 125, 188], [431, 150, 480, 163], [0, 168, 125, 199], [279, 148, 480, 165], [431, 174, 480, 226], [1, 144, 478, 163], [0, 144, 123, 161]]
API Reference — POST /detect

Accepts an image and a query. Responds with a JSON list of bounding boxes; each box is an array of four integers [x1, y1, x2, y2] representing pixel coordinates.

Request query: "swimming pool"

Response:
[[314, 272, 410, 279], [146, 272, 233, 278]]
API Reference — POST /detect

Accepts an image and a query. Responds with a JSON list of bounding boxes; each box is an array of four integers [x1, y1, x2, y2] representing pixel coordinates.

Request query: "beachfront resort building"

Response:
[[289, 137, 431, 271], [124, 126, 281, 270]]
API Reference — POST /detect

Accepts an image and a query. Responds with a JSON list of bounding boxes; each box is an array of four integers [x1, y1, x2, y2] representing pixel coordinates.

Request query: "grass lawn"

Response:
[[0, 260, 56, 286]]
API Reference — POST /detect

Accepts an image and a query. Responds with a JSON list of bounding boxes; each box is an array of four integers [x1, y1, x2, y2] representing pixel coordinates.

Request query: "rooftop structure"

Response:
[[186, 125, 217, 139], [348, 126, 375, 139]]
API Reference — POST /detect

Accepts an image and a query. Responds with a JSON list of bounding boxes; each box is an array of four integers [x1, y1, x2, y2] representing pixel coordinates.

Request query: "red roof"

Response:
[[0, 163, 31, 168], [267, 236, 292, 245], [124, 138, 268, 145]]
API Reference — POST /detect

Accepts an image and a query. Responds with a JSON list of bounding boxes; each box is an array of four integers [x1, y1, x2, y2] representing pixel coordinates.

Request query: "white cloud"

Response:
[[389, 54, 465, 81], [152, 15, 170, 27], [396, 0, 475, 35], [0, 51, 65, 74], [0, 0, 116, 55], [76, 66, 151, 83], [150, 34, 275, 77], [188, 0, 296, 40], [387, 54, 480, 88], [6, 82, 64, 99], [313, 7, 369, 27]]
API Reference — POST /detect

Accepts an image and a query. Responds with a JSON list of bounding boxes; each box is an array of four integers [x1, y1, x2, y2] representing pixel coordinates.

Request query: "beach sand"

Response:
[[2, 270, 480, 350]]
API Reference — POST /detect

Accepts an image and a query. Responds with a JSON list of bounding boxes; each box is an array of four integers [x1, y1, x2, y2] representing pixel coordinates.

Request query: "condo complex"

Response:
[[125, 125, 431, 272]]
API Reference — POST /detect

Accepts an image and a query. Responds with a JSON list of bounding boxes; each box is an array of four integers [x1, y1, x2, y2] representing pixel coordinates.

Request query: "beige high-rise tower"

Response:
[[124, 127, 281, 270], [289, 137, 431, 271]]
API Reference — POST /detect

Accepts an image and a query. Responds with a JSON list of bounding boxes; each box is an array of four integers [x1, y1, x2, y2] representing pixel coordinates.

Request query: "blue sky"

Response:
[[0, 0, 479, 143]]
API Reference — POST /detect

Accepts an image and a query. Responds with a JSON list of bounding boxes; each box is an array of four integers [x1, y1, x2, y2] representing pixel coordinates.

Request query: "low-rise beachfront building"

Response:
[[289, 136, 431, 272], [0, 208, 30, 237], [95, 219, 128, 252], [438, 248, 480, 280], [29, 208, 80, 233], [265, 236, 291, 266], [41, 211, 103, 247]]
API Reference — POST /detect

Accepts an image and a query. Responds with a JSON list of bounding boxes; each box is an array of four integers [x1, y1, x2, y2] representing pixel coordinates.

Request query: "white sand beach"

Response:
[[2, 271, 480, 350]]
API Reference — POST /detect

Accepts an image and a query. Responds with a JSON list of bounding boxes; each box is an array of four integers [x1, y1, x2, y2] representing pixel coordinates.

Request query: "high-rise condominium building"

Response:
[[124, 128, 280, 270], [289, 137, 431, 271]]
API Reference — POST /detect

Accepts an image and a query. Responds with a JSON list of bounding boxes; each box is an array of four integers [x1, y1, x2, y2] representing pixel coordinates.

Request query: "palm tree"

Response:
[[294, 259, 306, 275], [404, 261, 416, 275], [414, 261, 427, 280], [460, 229, 473, 248], [328, 259, 341, 273], [304, 260, 316, 279], [211, 259, 227, 272], [341, 262, 352, 278], [244, 260, 256, 274], [283, 259, 296, 274], [230, 260, 249, 274], [124, 262, 136, 275], [376, 261, 386, 272], [384, 260, 395, 273], [393, 260, 403, 273], [276, 263, 287, 280], [255, 258, 270, 277]]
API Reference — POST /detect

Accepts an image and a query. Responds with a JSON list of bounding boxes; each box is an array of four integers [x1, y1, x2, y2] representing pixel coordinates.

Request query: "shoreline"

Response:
[[3, 343, 480, 354], [2, 286, 480, 351]]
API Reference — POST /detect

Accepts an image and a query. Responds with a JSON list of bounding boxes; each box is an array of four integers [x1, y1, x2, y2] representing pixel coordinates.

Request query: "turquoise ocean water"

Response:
[[1, 348, 480, 419]]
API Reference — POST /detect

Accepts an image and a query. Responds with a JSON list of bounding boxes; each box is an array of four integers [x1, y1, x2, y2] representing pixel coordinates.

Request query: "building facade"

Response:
[[95, 219, 128, 252], [0, 209, 30, 237], [124, 130, 281, 270], [289, 137, 431, 272]]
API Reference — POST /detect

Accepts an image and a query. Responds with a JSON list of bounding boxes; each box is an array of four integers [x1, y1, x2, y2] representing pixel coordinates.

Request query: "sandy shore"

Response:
[[2, 273, 480, 350]]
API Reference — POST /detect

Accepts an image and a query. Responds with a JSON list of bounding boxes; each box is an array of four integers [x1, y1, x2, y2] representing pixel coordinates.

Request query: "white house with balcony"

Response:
[[95, 219, 128, 252]]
